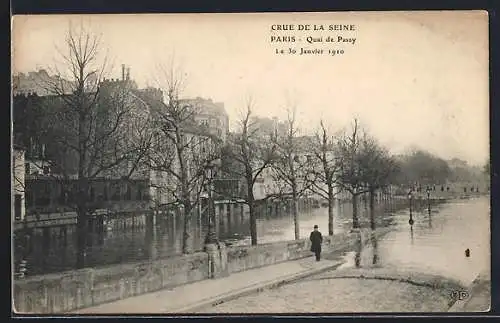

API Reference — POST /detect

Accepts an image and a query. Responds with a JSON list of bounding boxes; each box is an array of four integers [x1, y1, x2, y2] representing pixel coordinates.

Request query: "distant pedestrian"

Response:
[[310, 225, 323, 261]]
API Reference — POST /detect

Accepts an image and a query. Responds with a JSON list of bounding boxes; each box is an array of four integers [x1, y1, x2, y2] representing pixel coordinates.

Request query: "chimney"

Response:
[[126, 67, 130, 80], [122, 64, 125, 81]]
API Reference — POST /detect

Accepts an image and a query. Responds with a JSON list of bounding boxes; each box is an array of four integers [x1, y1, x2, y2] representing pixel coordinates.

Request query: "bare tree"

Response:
[[223, 99, 277, 245], [309, 120, 340, 236], [11, 146, 26, 222], [146, 61, 222, 254], [335, 118, 371, 230], [358, 135, 398, 230], [335, 118, 398, 230], [21, 24, 152, 268], [270, 108, 312, 240]]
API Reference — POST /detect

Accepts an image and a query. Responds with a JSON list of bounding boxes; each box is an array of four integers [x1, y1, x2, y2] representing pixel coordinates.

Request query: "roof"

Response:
[[180, 97, 228, 116]]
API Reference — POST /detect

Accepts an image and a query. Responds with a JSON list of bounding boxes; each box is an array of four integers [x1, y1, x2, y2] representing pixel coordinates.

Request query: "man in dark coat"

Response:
[[310, 225, 323, 261]]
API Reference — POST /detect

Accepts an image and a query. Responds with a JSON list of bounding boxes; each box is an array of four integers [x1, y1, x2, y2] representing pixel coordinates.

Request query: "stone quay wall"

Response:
[[226, 227, 390, 274], [13, 226, 392, 314], [13, 252, 210, 314]]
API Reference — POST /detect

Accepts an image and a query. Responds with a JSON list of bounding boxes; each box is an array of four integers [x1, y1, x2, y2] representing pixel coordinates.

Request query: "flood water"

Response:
[[13, 196, 410, 277], [341, 196, 491, 286]]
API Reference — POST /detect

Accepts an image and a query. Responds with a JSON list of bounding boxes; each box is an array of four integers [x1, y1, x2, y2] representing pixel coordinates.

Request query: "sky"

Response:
[[11, 11, 489, 166]]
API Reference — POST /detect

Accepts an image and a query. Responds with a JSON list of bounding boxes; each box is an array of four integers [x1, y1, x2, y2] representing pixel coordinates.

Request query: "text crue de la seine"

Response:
[[270, 24, 357, 57]]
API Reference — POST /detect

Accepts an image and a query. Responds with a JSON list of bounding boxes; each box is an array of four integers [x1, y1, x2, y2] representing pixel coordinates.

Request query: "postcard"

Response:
[[11, 11, 490, 314]]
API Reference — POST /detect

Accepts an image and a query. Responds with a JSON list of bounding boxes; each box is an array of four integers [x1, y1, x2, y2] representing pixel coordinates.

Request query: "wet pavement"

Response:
[[200, 277, 453, 313]]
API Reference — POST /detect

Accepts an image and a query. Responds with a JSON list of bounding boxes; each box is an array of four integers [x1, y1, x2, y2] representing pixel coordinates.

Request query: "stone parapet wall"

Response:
[[14, 253, 209, 314]]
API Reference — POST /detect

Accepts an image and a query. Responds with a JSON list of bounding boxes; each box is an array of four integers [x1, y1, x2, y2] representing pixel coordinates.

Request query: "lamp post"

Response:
[[426, 186, 431, 211], [408, 190, 414, 225], [204, 159, 221, 245]]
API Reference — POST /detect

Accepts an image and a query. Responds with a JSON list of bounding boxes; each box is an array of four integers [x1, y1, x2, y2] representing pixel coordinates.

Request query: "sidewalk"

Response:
[[195, 267, 469, 313], [74, 255, 345, 314]]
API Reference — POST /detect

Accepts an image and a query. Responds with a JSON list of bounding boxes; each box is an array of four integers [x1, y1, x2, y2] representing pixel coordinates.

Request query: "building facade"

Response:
[[12, 69, 74, 96], [13, 67, 160, 213], [180, 97, 230, 143], [13, 68, 230, 213]]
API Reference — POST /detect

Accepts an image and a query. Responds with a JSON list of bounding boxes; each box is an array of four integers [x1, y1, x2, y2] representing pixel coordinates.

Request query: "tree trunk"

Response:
[[354, 230, 361, 267], [248, 182, 257, 245], [371, 230, 378, 265], [327, 186, 334, 236], [75, 208, 88, 269], [249, 201, 257, 245], [146, 211, 154, 236], [352, 193, 359, 229], [145, 211, 154, 258], [182, 204, 193, 254], [369, 188, 376, 230], [292, 190, 299, 240]]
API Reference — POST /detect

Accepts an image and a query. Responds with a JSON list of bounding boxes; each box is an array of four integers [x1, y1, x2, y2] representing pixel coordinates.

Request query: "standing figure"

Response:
[[310, 225, 323, 261]]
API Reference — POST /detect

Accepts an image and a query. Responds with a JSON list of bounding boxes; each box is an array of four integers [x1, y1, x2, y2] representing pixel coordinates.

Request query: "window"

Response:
[[14, 194, 22, 221], [137, 186, 143, 200], [125, 184, 132, 200], [25, 163, 30, 175], [111, 184, 120, 201], [156, 189, 161, 204], [103, 185, 109, 201], [90, 187, 96, 201]]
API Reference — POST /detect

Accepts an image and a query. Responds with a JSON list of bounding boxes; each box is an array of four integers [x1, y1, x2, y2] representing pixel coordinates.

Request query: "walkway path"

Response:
[[196, 267, 466, 313], [74, 255, 345, 314]]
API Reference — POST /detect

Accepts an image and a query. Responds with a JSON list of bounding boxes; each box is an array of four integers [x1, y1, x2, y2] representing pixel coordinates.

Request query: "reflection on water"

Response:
[[341, 196, 490, 285], [13, 197, 423, 277]]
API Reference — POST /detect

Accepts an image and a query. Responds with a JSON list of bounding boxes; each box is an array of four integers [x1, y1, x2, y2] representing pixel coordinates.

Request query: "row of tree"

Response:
[[222, 108, 400, 245]]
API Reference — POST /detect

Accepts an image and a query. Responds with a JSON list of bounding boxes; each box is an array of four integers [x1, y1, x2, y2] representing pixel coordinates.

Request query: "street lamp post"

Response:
[[204, 159, 221, 245], [426, 187, 431, 211], [408, 190, 414, 225]]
